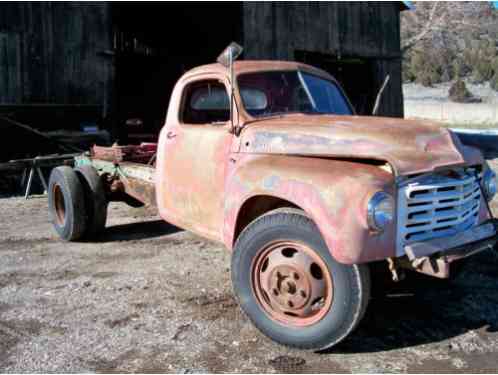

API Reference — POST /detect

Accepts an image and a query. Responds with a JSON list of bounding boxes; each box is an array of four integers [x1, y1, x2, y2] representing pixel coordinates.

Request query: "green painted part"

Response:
[[74, 155, 93, 168], [74, 154, 154, 183], [91, 159, 120, 176], [74, 154, 119, 176]]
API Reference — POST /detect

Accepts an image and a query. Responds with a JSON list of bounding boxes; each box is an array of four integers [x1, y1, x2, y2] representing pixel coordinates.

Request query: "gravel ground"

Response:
[[1, 162, 498, 373]]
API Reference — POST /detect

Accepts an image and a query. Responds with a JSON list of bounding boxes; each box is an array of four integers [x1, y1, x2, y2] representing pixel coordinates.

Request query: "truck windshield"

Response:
[[237, 71, 353, 118]]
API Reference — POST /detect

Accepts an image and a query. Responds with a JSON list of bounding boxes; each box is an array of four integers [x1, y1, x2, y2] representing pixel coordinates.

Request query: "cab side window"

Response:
[[182, 80, 230, 124]]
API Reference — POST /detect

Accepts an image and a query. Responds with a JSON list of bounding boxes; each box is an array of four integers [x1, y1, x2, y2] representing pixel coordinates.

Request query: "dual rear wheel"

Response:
[[48, 166, 108, 241]]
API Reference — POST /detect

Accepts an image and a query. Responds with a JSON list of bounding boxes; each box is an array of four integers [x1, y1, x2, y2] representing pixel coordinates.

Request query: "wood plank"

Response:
[[0, 32, 21, 103]]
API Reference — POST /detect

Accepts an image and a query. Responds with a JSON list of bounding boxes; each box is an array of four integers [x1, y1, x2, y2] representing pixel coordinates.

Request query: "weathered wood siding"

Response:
[[243, 2, 403, 117], [243, 2, 401, 60], [372, 59, 403, 118], [0, 2, 404, 122], [0, 2, 112, 109], [0, 31, 21, 103]]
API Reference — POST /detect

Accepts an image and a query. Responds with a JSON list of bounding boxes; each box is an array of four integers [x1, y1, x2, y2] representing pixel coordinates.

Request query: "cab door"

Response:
[[157, 76, 234, 241]]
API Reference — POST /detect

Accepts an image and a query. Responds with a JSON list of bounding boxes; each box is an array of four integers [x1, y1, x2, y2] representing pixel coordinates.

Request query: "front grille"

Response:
[[396, 169, 481, 255]]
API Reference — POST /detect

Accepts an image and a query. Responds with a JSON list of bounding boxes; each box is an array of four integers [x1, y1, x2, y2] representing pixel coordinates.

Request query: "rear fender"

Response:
[[224, 154, 396, 264]]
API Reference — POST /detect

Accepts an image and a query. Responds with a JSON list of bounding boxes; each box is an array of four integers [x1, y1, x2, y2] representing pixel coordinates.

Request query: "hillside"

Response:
[[401, 2, 498, 90]]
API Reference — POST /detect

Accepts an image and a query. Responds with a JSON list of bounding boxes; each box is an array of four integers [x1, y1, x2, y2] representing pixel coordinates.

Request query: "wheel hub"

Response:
[[270, 266, 310, 310], [52, 184, 66, 226], [252, 241, 333, 327]]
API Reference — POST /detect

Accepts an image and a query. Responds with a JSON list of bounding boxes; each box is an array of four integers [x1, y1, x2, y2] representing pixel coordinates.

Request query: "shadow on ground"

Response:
[[97, 220, 182, 242], [326, 251, 498, 354]]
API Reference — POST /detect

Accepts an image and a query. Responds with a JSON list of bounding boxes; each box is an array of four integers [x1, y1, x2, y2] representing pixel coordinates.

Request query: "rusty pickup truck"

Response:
[[47, 44, 498, 350]]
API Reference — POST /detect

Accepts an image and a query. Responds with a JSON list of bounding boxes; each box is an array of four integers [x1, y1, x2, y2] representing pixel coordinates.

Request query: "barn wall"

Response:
[[0, 2, 112, 111], [372, 59, 403, 118], [243, 2, 401, 60], [0, 2, 404, 123], [242, 1, 404, 117]]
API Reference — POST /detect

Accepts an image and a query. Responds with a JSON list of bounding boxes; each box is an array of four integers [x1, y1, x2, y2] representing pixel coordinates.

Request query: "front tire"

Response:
[[231, 208, 370, 350]]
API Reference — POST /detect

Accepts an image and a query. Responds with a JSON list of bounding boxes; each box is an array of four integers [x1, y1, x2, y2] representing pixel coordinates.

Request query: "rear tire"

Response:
[[48, 166, 87, 241], [75, 165, 108, 238], [231, 208, 370, 350]]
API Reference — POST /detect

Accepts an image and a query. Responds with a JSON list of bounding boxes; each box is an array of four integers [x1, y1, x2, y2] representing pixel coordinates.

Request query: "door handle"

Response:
[[166, 131, 177, 139]]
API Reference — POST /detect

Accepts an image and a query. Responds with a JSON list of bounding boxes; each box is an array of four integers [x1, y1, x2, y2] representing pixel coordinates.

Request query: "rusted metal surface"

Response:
[[120, 175, 156, 207], [237, 116, 483, 177], [411, 257, 450, 279], [74, 154, 156, 207], [251, 240, 333, 327], [52, 183, 66, 226], [395, 220, 498, 279], [404, 222, 496, 260], [153, 61, 491, 265], [91, 143, 156, 164]]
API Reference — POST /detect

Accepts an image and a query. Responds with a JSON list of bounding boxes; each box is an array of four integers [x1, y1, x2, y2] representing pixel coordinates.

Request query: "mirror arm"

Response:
[[231, 88, 242, 136], [217, 42, 244, 136], [229, 49, 242, 136]]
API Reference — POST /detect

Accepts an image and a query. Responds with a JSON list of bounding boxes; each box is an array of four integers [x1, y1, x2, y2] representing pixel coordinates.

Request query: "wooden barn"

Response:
[[0, 2, 407, 143]]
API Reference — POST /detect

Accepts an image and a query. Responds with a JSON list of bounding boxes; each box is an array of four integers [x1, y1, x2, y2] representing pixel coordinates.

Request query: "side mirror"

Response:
[[217, 42, 243, 68]]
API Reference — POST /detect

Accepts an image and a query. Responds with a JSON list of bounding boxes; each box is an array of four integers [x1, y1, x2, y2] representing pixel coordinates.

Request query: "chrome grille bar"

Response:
[[396, 169, 481, 256]]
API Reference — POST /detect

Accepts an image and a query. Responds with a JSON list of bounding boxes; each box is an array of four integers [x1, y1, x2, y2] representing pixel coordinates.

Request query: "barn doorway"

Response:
[[295, 51, 377, 116], [111, 3, 242, 142]]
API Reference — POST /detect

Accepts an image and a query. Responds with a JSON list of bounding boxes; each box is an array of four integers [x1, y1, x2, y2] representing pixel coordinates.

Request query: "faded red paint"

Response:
[[152, 60, 491, 265], [223, 154, 396, 263], [237, 115, 483, 176]]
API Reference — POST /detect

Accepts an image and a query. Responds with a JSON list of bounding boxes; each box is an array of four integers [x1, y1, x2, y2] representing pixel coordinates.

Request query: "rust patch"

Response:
[[92, 143, 156, 164], [121, 176, 156, 207]]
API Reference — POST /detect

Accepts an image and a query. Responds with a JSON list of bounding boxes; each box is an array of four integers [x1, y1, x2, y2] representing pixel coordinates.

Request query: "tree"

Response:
[[402, 2, 498, 85], [401, 2, 497, 54]]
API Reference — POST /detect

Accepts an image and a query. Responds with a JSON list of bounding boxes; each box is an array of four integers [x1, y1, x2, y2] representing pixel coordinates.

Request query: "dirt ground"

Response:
[[1, 164, 498, 373]]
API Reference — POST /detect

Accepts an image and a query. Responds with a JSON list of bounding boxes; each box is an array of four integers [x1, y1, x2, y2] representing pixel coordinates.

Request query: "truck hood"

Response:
[[238, 115, 482, 176]]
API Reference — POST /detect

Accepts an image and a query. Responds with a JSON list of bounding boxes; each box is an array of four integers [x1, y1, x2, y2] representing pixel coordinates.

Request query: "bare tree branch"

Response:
[[402, 3, 443, 53]]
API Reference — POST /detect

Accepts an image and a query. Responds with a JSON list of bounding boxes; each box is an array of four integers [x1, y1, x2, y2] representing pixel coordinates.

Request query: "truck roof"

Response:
[[182, 60, 334, 81]]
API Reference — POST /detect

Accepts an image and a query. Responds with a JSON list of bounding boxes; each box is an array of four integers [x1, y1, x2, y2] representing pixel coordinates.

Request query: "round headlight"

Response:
[[367, 192, 394, 232], [483, 169, 497, 201]]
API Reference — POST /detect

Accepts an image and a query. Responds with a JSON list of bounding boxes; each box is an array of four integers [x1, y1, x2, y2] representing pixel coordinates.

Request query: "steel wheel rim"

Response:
[[53, 184, 66, 226], [251, 240, 333, 327]]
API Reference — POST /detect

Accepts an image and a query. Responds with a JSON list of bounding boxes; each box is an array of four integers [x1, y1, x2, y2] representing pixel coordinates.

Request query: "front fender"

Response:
[[224, 154, 396, 264]]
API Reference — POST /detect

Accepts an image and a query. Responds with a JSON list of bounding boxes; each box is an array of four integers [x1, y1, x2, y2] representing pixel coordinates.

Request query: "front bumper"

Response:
[[399, 219, 498, 278]]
